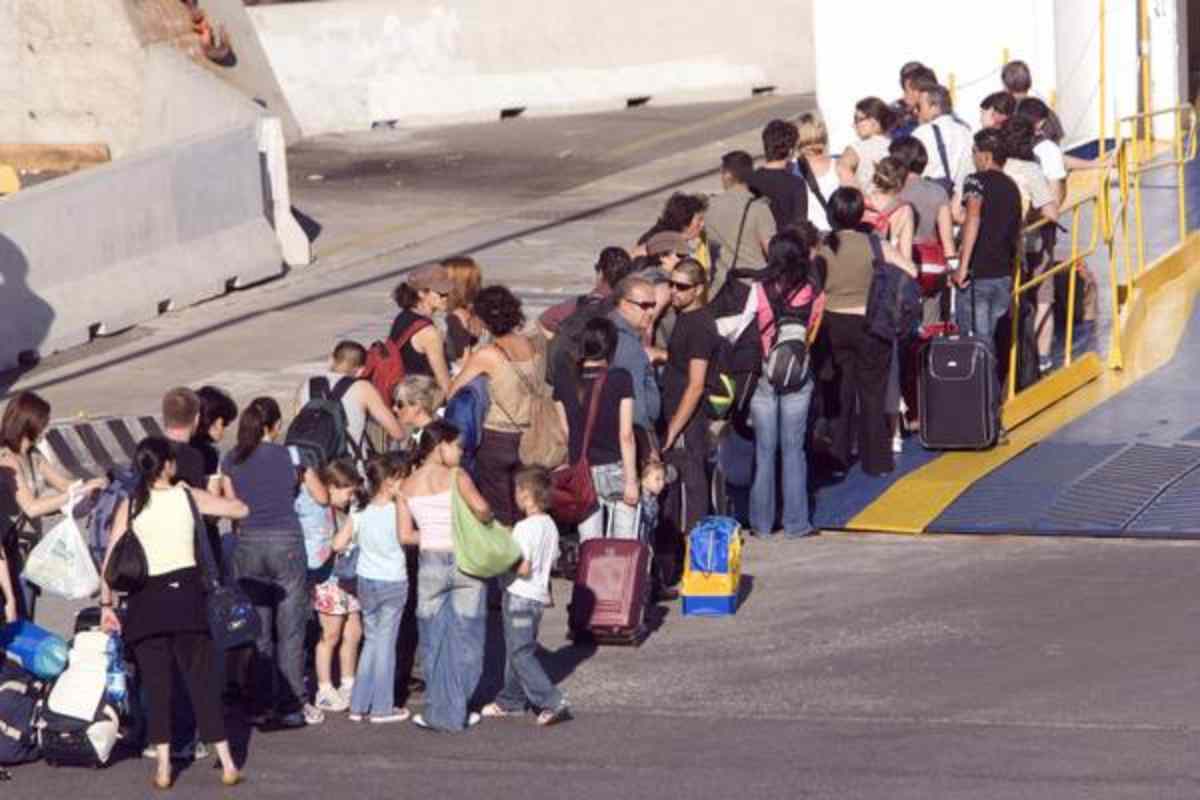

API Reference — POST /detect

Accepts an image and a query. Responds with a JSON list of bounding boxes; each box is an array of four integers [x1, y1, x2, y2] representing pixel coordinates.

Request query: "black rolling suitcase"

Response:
[[919, 285, 1001, 450]]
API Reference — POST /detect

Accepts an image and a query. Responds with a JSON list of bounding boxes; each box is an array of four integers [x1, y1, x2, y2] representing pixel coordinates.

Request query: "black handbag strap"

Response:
[[932, 124, 953, 183]]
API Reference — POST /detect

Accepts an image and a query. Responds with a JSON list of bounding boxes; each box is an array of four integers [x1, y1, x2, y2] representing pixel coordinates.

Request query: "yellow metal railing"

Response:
[[1001, 103, 1196, 426]]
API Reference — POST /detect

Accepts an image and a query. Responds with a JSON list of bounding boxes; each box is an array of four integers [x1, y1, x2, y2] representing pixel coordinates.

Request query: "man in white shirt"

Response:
[[913, 84, 974, 197]]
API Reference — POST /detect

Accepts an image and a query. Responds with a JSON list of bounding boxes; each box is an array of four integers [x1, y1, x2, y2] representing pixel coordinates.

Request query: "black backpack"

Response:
[[864, 235, 922, 342], [0, 661, 41, 766], [547, 294, 615, 390], [284, 376, 361, 469]]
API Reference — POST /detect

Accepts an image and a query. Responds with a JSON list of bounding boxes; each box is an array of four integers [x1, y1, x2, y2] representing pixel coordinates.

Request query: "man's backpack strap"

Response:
[[309, 376, 333, 401], [330, 376, 358, 403]]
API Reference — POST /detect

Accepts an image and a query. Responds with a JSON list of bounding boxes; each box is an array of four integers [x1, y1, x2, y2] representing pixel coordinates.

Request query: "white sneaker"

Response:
[[337, 684, 354, 708], [892, 433, 904, 454], [302, 703, 326, 725], [315, 687, 349, 712], [369, 708, 411, 724]]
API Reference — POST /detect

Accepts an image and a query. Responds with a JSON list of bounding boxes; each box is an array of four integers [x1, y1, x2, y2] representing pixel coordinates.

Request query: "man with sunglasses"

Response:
[[607, 276, 662, 461]]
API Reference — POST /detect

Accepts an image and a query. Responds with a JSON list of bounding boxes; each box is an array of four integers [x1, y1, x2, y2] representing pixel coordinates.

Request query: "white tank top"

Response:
[[406, 491, 453, 552]]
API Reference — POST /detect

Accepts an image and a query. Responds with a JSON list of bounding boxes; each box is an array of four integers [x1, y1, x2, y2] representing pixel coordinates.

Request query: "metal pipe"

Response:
[[1098, 0, 1106, 158], [1176, 109, 1186, 244], [1008, 252, 1021, 401]]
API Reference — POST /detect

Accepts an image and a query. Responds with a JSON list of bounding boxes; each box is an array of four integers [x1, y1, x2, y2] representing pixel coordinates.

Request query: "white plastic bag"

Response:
[[22, 491, 100, 600]]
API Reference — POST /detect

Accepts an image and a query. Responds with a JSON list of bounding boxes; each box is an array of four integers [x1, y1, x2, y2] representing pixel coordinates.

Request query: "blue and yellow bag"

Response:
[[681, 516, 742, 616]]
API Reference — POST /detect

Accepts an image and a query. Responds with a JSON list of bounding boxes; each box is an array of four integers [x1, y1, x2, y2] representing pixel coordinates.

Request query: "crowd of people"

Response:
[[0, 57, 1103, 787]]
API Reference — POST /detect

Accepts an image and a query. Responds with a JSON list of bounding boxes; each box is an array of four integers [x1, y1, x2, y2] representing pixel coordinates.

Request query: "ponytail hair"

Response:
[[130, 436, 174, 520], [232, 396, 282, 465], [392, 281, 420, 310], [411, 419, 460, 467]]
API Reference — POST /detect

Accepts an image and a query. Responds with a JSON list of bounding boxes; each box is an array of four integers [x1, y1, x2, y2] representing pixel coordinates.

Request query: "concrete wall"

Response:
[[813, 0, 1058, 152], [248, 0, 816, 136], [197, 0, 303, 143], [0, 0, 211, 159], [0, 122, 283, 368]]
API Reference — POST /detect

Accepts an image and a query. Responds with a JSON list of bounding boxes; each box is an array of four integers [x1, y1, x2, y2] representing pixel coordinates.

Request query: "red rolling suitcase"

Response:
[[568, 511, 651, 645]]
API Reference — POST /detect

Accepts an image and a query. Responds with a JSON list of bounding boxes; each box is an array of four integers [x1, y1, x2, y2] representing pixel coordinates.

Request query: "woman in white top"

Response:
[[401, 419, 493, 732], [99, 437, 248, 789], [795, 113, 841, 231], [839, 97, 894, 192]]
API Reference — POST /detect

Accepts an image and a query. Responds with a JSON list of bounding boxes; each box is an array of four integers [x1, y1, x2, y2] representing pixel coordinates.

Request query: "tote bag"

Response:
[[449, 470, 521, 579]]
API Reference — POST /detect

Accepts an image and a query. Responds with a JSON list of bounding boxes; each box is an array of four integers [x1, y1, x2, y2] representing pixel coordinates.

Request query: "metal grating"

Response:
[[929, 443, 1124, 533], [1126, 466, 1200, 535], [1037, 444, 1200, 533]]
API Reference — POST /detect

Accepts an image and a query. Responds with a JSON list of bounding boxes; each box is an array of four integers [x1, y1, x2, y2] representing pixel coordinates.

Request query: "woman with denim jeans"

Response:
[[331, 454, 414, 723], [221, 397, 329, 728], [401, 420, 493, 731], [748, 229, 827, 538]]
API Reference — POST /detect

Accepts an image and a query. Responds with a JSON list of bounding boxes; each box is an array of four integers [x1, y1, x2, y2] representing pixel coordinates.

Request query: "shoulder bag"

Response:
[[186, 490, 260, 651], [494, 336, 568, 470], [449, 469, 522, 579], [549, 371, 608, 525]]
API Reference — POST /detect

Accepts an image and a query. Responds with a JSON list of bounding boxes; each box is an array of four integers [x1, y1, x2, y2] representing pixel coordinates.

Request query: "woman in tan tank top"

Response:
[[448, 286, 553, 526]]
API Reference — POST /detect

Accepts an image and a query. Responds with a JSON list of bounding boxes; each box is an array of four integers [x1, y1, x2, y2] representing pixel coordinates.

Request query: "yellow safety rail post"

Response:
[[1107, 138, 1130, 369], [1139, 0, 1152, 157]]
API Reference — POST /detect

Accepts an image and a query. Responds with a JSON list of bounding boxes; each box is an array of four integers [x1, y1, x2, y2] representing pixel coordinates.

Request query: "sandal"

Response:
[[536, 706, 572, 727], [480, 702, 521, 718]]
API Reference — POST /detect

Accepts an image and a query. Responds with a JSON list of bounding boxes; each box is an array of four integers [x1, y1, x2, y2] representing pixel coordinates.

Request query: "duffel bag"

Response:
[[0, 661, 41, 765]]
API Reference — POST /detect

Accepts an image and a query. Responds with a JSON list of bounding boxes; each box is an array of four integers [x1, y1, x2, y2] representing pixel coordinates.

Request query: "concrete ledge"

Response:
[[0, 122, 283, 369], [248, 1, 814, 136], [0, 144, 111, 173]]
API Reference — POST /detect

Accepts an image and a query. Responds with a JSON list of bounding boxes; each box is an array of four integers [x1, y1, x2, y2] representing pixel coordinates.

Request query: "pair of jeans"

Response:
[[416, 551, 485, 731], [957, 276, 1013, 344], [234, 534, 309, 714], [749, 374, 815, 537], [577, 463, 640, 543], [494, 594, 563, 712], [350, 577, 408, 717]]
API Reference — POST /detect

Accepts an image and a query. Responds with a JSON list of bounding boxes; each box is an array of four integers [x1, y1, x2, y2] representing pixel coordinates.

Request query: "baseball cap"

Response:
[[406, 264, 455, 293]]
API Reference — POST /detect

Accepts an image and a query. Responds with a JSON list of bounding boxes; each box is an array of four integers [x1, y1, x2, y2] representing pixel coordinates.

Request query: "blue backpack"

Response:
[[444, 376, 490, 475], [85, 464, 140, 567]]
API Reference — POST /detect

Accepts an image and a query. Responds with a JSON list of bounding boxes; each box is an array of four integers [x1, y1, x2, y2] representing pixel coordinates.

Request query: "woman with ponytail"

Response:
[[220, 396, 328, 728], [400, 420, 493, 732], [98, 437, 248, 789]]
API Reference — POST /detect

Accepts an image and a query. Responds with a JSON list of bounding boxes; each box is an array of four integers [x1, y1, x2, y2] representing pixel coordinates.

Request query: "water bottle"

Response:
[[0, 620, 69, 679], [103, 635, 127, 704]]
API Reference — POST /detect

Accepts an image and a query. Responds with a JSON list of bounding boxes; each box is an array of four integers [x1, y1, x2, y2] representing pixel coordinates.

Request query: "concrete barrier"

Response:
[[0, 121, 283, 369], [37, 416, 167, 479], [248, 0, 816, 136]]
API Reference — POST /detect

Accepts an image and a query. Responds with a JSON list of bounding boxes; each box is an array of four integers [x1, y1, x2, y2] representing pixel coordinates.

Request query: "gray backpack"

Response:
[[762, 285, 810, 394]]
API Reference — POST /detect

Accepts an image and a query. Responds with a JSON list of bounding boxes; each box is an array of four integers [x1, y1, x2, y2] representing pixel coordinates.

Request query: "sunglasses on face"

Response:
[[669, 280, 696, 292], [625, 298, 657, 311]]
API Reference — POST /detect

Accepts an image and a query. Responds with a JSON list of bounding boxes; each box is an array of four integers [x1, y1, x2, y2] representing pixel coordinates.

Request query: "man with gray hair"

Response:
[[607, 276, 661, 439], [913, 83, 974, 196]]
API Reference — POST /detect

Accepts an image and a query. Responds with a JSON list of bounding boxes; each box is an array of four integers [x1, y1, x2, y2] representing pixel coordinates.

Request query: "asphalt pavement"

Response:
[[7, 96, 1200, 798]]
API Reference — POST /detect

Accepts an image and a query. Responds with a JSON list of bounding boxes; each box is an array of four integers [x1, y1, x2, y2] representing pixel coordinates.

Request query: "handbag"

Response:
[[102, 529, 148, 595], [185, 491, 260, 651], [494, 337, 568, 470], [549, 371, 607, 525], [450, 469, 522, 578]]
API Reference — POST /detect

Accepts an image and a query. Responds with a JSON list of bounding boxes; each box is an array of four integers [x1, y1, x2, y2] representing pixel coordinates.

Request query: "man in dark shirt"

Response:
[[748, 119, 808, 231], [953, 128, 1022, 343]]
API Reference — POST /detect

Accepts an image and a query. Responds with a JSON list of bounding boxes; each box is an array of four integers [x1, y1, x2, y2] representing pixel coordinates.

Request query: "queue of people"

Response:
[[0, 56, 1096, 787]]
